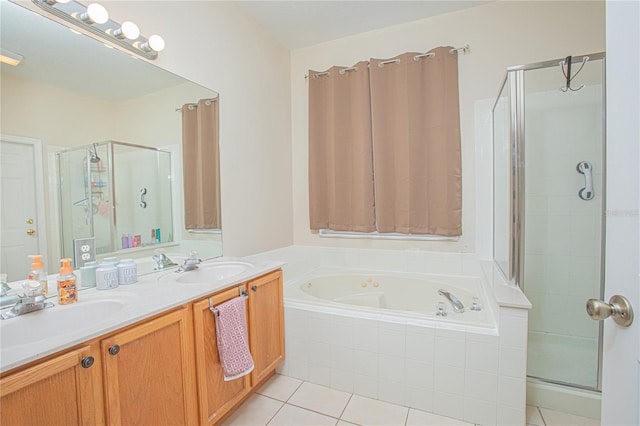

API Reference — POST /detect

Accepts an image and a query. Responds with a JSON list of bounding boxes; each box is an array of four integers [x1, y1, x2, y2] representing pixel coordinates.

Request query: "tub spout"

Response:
[[438, 289, 465, 313]]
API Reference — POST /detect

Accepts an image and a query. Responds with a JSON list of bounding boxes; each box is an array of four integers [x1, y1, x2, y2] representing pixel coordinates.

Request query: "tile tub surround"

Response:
[[248, 246, 531, 426]]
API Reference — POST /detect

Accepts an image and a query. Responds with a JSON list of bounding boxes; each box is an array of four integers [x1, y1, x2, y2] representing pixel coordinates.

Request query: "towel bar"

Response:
[[209, 286, 248, 317]]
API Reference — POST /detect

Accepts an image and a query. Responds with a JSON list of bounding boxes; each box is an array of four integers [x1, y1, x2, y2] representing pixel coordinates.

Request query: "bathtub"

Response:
[[277, 265, 528, 425], [284, 267, 496, 330]]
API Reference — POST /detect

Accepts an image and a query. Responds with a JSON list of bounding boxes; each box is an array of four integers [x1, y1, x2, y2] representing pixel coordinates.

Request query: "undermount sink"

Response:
[[0, 298, 126, 349], [175, 261, 253, 284]]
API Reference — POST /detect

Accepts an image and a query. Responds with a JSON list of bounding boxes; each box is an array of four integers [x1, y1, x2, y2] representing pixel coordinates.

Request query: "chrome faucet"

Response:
[[177, 251, 201, 272], [152, 250, 178, 270], [438, 289, 465, 313], [1, 294, 54, 320]]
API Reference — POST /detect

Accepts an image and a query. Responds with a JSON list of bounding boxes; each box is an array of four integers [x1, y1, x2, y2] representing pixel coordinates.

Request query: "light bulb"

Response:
[[120, 21, 140, 40], [148, 35, 165, 52], [111, 21, 140, 40], [78, 3, 109, 25]]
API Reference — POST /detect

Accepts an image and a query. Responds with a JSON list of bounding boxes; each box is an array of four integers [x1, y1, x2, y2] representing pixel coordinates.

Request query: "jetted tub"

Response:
[[278, 265, 515, 424], [284, 267, 496, 329]]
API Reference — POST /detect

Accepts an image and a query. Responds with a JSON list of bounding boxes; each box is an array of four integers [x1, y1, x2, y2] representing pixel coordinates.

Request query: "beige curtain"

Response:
[[369, 47, 462, 236], [182, 98, 221, 230], [308, 61, 375, 232]]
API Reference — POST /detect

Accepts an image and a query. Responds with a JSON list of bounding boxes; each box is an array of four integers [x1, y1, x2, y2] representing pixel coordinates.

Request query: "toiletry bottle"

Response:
[[57, 258, 78, 305], [28, 254, 48, 296]]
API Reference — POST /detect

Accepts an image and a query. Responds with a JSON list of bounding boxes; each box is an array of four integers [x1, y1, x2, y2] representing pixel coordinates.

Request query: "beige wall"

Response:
[[1, 73, 117, 147], [290, 0, 605, 253], [103, 0, 294, 257]]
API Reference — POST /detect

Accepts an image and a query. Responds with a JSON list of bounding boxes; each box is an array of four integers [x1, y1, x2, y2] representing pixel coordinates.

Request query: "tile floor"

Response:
[[222, 374, 600, 426]]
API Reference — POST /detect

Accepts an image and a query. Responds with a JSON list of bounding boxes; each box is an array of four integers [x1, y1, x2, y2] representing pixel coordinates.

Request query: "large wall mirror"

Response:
[[0, 0, 222, 280]]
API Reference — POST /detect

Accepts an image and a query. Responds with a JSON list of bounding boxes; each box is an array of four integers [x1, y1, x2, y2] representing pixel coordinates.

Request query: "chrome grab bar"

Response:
[[577, 161, 594, 201]]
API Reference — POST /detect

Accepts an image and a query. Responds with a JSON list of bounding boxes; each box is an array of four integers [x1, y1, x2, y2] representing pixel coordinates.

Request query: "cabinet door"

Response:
[[101, 307, 197, 426], [248, 270, 285, 384], [0, 345, 103, 426], [193, 286, 252, 425]]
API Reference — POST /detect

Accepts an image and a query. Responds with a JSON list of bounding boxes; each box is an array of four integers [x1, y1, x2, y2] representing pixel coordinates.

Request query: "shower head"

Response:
[[89, 144, 101, 163]]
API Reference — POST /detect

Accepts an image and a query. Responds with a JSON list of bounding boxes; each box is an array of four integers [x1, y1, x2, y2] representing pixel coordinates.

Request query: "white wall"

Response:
[[102, 1, 294, 257], [290, 0, 605, 254]]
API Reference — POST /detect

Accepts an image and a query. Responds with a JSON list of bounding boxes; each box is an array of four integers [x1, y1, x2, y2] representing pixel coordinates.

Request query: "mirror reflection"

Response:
[[56, 141, 174, 257], [0, 0, 222, 280]]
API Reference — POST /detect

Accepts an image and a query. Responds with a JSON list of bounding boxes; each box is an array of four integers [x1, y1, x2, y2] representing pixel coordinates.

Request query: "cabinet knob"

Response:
[[108, 345, 120, 356], [81, 356, 95, 369], [251, 285, 258, 292]]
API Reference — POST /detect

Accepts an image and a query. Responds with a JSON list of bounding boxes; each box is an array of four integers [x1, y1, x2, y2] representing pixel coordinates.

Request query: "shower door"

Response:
[[494, 53, 606, 390]]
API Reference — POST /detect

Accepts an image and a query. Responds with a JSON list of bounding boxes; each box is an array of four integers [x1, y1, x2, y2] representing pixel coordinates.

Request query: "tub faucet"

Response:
[[438, 289, 465, 313], [152, 250, 178, 270], [1, 294, 54, 320]]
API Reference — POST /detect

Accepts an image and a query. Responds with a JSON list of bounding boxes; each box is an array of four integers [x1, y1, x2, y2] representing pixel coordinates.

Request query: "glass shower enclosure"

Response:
[[57, 141, 173, 259], [492, 53, 605, 391]]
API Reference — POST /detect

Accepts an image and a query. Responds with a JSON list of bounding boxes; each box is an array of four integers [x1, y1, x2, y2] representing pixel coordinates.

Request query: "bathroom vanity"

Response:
[[0, 261, 284, 426]]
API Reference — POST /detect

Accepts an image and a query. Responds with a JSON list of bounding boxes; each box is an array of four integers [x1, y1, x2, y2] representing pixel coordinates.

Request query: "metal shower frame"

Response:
[[491, 51, 607, 391]]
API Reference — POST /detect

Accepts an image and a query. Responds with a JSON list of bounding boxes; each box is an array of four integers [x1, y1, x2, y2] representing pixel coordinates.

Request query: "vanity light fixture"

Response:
[[109, 21, 140, 40], [30, 0, 164, 60], [136, 34, 165, 53], [0, 49, 24, 66], [74, 3, 109, 25]]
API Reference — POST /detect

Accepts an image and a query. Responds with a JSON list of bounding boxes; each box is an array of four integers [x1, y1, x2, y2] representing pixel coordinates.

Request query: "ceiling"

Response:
[[0, 0, 187, 102], [236, 1, 491, 50], [0, 1, 491, 101]]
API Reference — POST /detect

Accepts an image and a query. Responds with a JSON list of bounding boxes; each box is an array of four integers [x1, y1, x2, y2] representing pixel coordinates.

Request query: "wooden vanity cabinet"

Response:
[[101, 306, 197, 426], [0, 269, 283, 426], [247, 270, 285, 385], [193, 269, 284, 425], [193, 286, 252, 425], [0, 345, 104, 426]]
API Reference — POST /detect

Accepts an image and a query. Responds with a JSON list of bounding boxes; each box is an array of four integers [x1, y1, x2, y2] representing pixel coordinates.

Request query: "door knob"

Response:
[[26, 229, 36, 236], [586, 295, 634, 327], [26, 218, 34, 224]]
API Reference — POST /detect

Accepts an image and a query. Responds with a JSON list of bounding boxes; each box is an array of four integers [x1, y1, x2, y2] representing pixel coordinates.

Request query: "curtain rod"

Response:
[[304, 44, 470, 79], [175, 97, 218, 112]]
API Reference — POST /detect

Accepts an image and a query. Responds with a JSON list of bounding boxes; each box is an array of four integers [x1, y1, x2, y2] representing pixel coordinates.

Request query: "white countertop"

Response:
[[0, 257, 284, 374]]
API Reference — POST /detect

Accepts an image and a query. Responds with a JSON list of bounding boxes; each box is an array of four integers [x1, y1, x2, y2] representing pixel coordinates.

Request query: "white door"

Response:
[[600, 1, 639, 425], [0, 136, 47, 282]]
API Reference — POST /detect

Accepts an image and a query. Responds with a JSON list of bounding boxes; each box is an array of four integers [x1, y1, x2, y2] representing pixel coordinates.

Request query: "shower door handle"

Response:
[[577, 161, 594, 200], [586, 295, 634, 327], [139, 187, 147, 208]]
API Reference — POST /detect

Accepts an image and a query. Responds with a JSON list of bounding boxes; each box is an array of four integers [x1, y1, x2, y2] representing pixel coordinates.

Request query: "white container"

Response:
[[103, 257, 119, 266], [80, 261, 99, 288], [96, 263, 119, 290], [117, 259, 137, 285]]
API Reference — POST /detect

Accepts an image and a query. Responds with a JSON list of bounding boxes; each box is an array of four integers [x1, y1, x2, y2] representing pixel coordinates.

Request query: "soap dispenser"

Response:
[[57, 258, 78, 305], [28, 254, 48, 296]]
